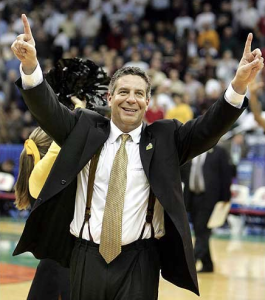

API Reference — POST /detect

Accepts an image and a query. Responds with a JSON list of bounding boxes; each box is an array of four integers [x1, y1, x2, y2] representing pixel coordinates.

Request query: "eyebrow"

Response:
[[117, 87, 145, 93]]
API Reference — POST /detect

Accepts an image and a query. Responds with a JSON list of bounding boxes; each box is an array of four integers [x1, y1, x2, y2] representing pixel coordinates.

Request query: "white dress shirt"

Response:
[[20, 63, 246, 244], [71, 121, 165, 244]]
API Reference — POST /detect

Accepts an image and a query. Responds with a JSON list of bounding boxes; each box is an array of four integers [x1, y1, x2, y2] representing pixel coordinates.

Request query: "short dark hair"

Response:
[[109, 67, 151, 99]]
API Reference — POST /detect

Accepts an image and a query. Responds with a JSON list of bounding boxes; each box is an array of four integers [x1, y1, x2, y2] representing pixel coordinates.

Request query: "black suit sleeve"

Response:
[[175, 94, 247, 165], [16, 79, 78, 146]]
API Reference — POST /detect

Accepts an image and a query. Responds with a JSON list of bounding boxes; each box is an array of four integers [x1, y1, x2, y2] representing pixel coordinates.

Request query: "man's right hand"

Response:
[[11, 14, 38, 75]]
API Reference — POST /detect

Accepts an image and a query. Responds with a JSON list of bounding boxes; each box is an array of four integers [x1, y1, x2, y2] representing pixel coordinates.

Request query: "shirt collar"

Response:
[[109, 120, 142, 144]]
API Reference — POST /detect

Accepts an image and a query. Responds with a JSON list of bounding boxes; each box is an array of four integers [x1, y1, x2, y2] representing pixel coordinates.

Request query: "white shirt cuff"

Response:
[[224, 83, 246, 109], [20, 63, 43, 90]]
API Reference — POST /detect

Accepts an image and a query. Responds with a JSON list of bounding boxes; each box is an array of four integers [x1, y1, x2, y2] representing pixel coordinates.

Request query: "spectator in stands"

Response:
[[215, 1, 233, 37], [106, 23, 124, 51], [165, 93, 194, 124], [147, 57, 167, 89], [161, 39, 175, 57], [6, 105, 24, 143], [183, 71, 203, 106], [201, 54, 217, 82], [34, 28, 51, 62], [4, 49, 20, 76], [53, 28, 70, 52], [0, 25, 17, 46], [237, 0, 260, 46], [79, 8, 102, 49], [0, 159, 15, 176], [197, 22, 220, 53], [195, 3, 216, 32], [165, 50, 186, 77], [155, 80, 175, 113], [145, 89, 164, 124], [59, 12, 77, 45], [124, 51, 149, 70], [220, 26, 241, 59], [43, 7, 65, 38], [205, 78, 222, 102], [174, 8, 194, 39], [0, 11, 8, 36], [142, 31, 157, 53], [184, 144, 233, 273], [3, 69, 22, 109], [181, 29, 199, 59], [168, 69, 185, 95], [216, 50, 239, 87]]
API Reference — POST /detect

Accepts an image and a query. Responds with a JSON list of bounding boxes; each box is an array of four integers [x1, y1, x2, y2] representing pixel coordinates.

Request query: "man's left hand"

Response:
[[232, 33, 264, 94]]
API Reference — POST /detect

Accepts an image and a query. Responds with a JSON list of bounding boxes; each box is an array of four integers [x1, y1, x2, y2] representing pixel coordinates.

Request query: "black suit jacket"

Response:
[[184, 146, 233, 212], [13, 79, 247, 295]]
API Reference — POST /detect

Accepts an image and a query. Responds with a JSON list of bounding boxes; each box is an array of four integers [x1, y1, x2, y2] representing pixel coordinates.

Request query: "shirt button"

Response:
[[61, 180, 66, 185], [38, 197, 42, 202]]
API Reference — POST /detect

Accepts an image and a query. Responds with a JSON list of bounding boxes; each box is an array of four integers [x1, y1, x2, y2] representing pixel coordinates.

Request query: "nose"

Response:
[[126, 91, 137, 103]]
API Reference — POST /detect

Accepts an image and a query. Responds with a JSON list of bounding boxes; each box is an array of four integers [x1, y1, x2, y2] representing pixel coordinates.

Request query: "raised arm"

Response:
[[11, 14, 77, 145], [177, 33, 264, 164]]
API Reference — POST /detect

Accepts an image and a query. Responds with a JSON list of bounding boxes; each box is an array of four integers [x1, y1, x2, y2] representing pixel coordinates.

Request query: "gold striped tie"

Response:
[[99, 134, 130, 263]]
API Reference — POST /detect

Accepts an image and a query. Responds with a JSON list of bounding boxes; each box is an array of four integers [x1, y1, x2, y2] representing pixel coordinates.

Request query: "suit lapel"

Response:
[[78, 121, 110, 168], [140, 123, 156, 179]]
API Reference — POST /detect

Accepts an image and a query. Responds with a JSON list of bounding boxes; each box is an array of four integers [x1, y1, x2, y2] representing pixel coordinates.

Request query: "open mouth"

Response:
[[122, 108, 137, 113]]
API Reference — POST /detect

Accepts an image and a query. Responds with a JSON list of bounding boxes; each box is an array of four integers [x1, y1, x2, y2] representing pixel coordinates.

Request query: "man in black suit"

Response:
[[11, 14, 263, 300], [186, 146, 232, 273]]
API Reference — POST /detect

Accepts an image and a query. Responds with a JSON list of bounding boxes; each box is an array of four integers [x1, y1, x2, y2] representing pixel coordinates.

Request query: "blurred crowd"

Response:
[[0, 0, 265, 144]]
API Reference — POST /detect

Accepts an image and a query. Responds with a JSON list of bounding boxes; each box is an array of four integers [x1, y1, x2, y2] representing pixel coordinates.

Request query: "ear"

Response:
[[107, 92, 112, 107], [145, 98, 150, 111]]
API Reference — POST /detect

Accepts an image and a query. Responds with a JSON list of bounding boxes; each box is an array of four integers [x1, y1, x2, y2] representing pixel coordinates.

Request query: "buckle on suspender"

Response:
[[146, 209, 154, 223], [84, 207, 91, 221]]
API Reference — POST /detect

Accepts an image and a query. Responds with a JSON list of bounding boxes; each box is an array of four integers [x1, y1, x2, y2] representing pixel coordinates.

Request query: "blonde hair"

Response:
[[14, 127, 53, 210]]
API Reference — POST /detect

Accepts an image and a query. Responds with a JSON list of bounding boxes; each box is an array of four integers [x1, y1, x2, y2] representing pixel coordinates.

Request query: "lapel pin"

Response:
[[146, 143, 153, 150]]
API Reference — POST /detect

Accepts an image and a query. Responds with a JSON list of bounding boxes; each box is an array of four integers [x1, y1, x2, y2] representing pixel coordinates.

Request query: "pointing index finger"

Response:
[[22, 14, 32, 37], [243, 33, 253, 55]]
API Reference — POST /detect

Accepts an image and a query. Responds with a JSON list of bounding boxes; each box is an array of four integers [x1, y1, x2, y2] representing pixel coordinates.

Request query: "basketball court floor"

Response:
[[0, 217, 264, 300]]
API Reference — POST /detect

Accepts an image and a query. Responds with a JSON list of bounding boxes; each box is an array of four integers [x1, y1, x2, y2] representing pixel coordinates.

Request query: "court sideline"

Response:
[[0, 218, 264, 300]]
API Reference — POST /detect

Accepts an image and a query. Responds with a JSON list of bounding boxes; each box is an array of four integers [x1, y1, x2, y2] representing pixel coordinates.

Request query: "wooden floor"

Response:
[[0, 219, 264, 300]]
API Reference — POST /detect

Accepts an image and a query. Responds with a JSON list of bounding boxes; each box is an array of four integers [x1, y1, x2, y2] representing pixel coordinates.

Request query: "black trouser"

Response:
[[27, 258, 70, 300], [70, 238, 160, 300], [190, 193, 213, 270]]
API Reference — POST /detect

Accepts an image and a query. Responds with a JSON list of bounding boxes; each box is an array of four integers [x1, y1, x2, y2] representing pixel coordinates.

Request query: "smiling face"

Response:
[[108, 75, 150, 132]]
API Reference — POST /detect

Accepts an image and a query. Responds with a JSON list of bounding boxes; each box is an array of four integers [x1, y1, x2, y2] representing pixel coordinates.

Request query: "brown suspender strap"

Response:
[[79, 146, 156, 242], [139, 188, 156, 240], [79, 147, 102, 240]]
